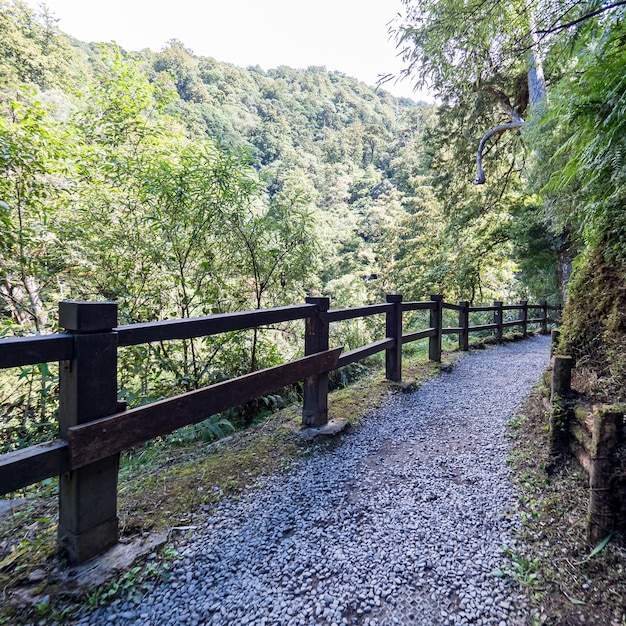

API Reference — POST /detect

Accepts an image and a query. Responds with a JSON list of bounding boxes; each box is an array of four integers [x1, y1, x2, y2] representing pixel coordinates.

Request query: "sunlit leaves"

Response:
[[0, 93, 71, 329], [539, 16, 626, 258]]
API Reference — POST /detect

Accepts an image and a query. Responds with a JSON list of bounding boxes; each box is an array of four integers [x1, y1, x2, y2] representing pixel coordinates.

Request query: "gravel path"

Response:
[[80, 335, 551, 626]]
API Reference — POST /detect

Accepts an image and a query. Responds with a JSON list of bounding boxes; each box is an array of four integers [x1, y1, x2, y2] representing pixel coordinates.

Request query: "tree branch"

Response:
[[480, 86, 524, 122], [536, 1, 626, 34], [473, 121, 525, 185]]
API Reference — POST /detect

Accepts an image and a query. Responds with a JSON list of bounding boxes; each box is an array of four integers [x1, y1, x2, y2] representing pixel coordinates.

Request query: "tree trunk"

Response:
[[0, 277, 48, 331], [527, 49, 547, 107], [557, 247, 573, 302]]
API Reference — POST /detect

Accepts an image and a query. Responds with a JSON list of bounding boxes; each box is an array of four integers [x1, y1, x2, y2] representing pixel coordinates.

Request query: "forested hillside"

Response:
[[0, 0, 566, 445], [0, 0, 559, 328]]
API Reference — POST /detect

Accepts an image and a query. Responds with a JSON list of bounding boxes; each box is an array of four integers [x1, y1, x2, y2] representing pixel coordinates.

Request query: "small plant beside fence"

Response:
[[0, 295, 559, 563]]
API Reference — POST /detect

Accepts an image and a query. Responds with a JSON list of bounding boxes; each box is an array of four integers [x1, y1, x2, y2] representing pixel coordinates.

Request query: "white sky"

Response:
[[26, 0, 428, 101]]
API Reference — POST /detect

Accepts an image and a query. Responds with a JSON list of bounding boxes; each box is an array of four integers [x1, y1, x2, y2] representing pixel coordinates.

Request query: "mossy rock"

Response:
[[559, 242, 626, 401]]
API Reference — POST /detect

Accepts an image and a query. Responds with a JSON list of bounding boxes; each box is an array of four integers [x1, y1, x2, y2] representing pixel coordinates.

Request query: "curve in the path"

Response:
[[81, 335, 551, 626]]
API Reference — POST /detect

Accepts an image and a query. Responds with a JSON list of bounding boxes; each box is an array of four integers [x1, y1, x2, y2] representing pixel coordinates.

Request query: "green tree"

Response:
[[389, 0, 589, 300], [0, 94, 70, 331], [153, 40, 209, 103], [537, 14, 626, 397], [0, 0, 85, 91]]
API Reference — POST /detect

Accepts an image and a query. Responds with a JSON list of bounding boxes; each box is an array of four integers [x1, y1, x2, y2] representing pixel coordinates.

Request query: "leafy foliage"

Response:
[[393, 0, 626, 391], [531, 9, 626, 397], [0, 0, 563, 450], [539, 15, 626, 256]]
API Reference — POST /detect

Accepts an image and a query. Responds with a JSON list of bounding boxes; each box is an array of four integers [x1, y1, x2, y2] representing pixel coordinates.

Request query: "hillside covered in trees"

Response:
[[0, 0, 562, 333], [3, 0, 625, 441], [0, 0, 563, 438]]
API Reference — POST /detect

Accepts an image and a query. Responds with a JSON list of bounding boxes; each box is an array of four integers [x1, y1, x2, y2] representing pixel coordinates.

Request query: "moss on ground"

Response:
[[508, 382, 626, 625]]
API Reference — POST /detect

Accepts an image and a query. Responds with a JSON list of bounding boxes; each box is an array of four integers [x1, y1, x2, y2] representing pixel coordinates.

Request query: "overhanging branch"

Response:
[[480, 86, 523, 122], [537, 1, 626, 35], [473, 121, 525, 185]]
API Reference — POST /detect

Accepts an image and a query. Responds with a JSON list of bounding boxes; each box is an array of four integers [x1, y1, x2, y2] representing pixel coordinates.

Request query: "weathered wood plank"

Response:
[[442, 327, 462, 335], [338, 338, 394, 369], [384, 295, 402, 382], [402, 328, 436, 344], [441, 303, 463, 312], [493, 301, 504, 343], [60, 301, 117, 332], [503, 320, 523, 328], [459, 301, 470, 351], [116, 304, 316, 347], [327, 303, 392, 323], [551, 355, 573, 400], [0, 440, 69, 496], [58, 301, 120, 564], [539, 300, 549, 335], [519, 300, 528, 336], [429, 295, 443, 362], [302, 297, 331, 428], [468, 305, 496, 312], [468, 323, 498, 332], [68, 348, 342, 469], [0, 334, 74, 369], [401, 301, 434, 312], [588, 407, 624, 544]]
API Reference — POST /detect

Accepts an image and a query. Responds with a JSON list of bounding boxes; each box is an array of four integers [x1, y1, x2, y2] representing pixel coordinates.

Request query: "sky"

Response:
[[25, 0, 428, 101]]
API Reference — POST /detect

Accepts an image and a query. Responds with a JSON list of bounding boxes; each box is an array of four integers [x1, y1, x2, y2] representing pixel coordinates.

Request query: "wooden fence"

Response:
[[548, 347, 625, 544], [0, 295, 560, 563]]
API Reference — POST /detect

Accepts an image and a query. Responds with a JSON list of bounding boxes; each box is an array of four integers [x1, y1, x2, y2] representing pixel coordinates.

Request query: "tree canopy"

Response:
[[394, 0, 626, 397], [1, 0, 591, 446]]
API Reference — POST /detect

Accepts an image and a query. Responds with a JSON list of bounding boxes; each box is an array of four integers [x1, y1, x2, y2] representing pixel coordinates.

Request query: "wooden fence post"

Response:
[[549, 355, 573, 458], [540, 300, 548, 335], [57, 301, 119, 563], [459, 301, 469, 352], [302, 296, 330, 427], [556, 303, 563, 324], [429, 294, 443, 363], [494, 301, 503, 343], [519, 300, 528, 337], [385, 294, 403, 382], [588, 407, 624, 545]]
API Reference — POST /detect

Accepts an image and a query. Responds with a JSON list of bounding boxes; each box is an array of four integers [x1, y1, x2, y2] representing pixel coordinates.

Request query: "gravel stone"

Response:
[[82, 336, 550, 625]]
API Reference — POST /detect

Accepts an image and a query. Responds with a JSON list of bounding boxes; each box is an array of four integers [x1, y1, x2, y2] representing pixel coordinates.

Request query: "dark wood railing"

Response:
[[0, 295, 560, 563]]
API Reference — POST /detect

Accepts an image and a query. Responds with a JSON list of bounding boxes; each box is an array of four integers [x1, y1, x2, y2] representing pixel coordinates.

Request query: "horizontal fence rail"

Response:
[[68, 349, 342, 470], [547, 352, 626, 544], [326, 303, 393, 323], [0, 334, 74, 369], [116, 304, 316, 347], [0, 294, 560, 563]]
